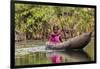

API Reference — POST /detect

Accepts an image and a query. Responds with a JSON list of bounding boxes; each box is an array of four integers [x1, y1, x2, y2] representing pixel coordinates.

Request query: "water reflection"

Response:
[[47, 50, 91, 63], [15, 49, 91, 66]]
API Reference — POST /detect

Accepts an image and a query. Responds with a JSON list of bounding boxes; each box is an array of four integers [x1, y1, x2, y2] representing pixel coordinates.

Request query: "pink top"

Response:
[[49, 33, 60, 44]]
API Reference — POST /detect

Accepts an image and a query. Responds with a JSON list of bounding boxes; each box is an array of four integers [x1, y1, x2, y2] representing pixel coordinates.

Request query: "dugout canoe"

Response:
[[46, 32, 92, 50]]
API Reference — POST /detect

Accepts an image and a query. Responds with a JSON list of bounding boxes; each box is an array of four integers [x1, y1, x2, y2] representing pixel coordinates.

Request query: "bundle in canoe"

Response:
[[46, 32, 92, 50]]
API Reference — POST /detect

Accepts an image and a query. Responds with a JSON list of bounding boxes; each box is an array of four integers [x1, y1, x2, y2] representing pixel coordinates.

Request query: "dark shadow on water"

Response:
[[47, 49, 91, 63]]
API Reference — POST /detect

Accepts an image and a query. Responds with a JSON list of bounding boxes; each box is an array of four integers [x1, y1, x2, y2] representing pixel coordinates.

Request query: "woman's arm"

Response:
[[59, 36, 63, 42], [57, 29, 63, 35]]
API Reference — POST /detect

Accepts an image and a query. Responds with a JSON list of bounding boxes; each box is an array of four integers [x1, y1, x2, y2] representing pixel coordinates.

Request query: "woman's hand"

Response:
[[57, 29, 63, 35]]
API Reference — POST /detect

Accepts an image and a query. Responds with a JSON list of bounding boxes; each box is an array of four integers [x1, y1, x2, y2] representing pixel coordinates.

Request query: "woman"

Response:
[[46, 26, 63, 48]]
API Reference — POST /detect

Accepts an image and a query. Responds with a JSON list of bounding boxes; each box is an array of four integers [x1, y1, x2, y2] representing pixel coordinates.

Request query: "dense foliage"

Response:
[[15, 4, 94, 40]]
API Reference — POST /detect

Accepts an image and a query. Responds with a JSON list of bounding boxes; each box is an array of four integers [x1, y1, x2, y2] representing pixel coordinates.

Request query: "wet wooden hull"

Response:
[[46, 32, 92, 50]]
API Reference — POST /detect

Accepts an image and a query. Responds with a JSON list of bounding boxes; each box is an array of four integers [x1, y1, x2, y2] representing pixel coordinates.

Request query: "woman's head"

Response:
[[53, 26, 59, 33]]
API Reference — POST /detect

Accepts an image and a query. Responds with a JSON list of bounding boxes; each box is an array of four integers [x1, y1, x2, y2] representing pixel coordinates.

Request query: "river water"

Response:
[[15, 38, 95, 66]]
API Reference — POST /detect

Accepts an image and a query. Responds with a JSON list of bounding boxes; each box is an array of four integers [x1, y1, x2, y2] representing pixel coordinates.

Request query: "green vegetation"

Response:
[[15, 4, 94, 41]]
